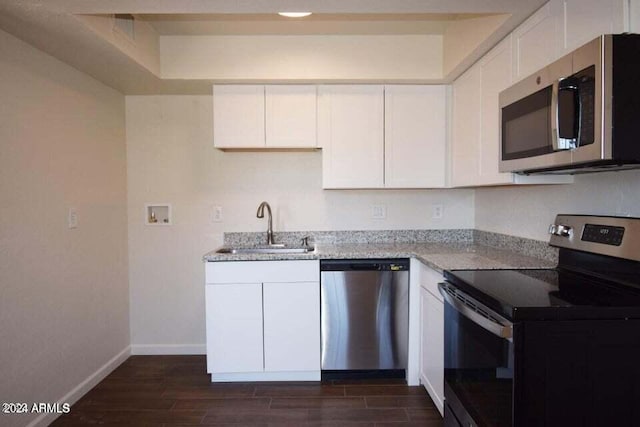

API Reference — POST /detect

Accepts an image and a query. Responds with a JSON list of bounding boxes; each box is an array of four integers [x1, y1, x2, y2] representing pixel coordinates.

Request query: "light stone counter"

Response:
[[203, 238, 556, 272]]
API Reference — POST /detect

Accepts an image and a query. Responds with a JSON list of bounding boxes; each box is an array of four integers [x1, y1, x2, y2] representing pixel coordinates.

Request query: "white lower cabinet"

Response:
[[205, 260, 320, 381], [418, 262, 445, 416], [206, 283, 263, 374], [263, 281, 320, 372]]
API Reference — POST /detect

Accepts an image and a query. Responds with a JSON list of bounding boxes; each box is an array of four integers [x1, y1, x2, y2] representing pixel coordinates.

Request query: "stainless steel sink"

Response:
[[216, 245, 314, 254]]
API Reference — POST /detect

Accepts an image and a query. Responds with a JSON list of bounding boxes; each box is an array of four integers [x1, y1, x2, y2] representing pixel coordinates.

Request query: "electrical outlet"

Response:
[[432, 204, 444, 219], [68, 207, 78, 229], [212, 206, 223, 223], [372, 204, 387, 220]]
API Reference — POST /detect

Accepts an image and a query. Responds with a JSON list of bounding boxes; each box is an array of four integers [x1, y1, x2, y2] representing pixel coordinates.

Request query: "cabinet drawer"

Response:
[[206, 260, 319, 284]]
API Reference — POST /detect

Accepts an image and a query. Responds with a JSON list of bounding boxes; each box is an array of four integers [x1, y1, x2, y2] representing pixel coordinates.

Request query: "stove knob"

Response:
[[549, 224, 572, 237]]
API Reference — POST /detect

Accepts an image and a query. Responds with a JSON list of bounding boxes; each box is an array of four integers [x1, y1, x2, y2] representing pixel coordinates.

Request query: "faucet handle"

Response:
[[301, 236, 310, 247]]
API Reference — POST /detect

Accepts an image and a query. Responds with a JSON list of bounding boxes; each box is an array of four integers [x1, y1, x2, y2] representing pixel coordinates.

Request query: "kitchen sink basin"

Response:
[[216, 245, 314, 254]]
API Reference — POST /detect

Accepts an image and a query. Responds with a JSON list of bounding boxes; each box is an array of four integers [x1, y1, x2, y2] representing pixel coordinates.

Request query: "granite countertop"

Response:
[[203, 241, 556, 272]]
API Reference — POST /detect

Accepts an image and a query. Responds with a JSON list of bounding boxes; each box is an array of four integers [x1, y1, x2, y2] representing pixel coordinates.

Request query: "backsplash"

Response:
[[223, 229, 558, 263], [224, 229, 473, 246]]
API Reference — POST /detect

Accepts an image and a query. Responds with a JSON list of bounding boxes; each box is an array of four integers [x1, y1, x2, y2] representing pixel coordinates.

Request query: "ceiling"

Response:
[[0, 0, 548, 94], [138, 13, 497, 36], [15, 0, 544, 15]]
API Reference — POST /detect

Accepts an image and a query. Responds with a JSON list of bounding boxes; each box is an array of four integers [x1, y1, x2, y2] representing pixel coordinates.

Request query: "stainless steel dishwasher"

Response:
[[320, 259, 409, 376]]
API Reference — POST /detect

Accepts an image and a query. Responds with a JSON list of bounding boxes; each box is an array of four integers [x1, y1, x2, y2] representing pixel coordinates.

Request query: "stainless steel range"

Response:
[[440, 214, 640, 427]]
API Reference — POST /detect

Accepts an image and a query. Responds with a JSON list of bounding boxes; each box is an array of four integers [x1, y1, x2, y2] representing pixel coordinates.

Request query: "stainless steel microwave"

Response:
[[499, 34, 640, 174]]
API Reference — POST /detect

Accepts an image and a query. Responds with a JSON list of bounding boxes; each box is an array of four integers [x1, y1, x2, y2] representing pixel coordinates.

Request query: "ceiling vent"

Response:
[[113, 14, 135, 40]]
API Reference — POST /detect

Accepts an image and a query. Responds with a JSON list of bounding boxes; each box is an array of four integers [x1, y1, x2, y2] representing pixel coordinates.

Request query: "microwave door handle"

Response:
[[551, 80, 561, 151], [575, 81, 583, 148], [438, 283, 513, 340], [556, 78, 581, 150]]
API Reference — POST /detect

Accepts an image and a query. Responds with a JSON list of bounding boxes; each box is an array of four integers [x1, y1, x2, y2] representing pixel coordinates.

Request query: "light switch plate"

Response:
[[213, 206, 223, 223], [432, 204, 444, 219], [68, 207, 78, 229], [372, 204, 387, 220]]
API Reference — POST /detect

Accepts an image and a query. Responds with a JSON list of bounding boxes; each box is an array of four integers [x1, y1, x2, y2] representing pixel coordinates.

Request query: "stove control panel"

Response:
[[582, 224, 625, 246], [550, 215, 640, 262]]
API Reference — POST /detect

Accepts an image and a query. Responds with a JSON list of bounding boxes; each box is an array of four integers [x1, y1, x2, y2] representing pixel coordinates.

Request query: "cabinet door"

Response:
[[420, 287, 444, 416], [385, 85, 446, 188], [512, 3, 561, 82], [213, 85, 265, 148], [560, 0, 627, 54], [263, 281, 320, 372], [319, 85, 384, 189], [631, 0, 640, 33], [206, 283, 264, 374], [451, 66, 481, 187], [478, 37, 516, 186], [265, 85, 317, 148]]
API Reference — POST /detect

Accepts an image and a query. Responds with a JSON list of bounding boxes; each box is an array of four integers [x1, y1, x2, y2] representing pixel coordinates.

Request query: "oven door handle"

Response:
[[438, 282, 513, 340]]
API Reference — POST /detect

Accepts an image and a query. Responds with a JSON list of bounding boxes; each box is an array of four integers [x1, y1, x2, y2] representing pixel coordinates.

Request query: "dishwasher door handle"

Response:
[[438, 282, 513, 341]]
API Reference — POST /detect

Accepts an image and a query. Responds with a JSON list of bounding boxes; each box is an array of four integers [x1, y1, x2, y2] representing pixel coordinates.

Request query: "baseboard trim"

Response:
[[130, 344, 206, 355], [420, 373, 444, 417], [27, 345, 131, 427], [211, 371, 320, 382]]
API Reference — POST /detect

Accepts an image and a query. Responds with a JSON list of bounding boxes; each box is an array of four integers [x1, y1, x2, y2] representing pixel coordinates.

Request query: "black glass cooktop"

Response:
[[443, 268, 640, 321]]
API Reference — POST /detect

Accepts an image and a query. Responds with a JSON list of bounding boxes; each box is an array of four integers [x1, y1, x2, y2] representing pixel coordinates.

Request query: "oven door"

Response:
[[439, 282, 515, 427]]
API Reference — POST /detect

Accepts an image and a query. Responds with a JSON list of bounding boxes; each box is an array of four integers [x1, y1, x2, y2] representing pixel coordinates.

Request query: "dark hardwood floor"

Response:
[[51, 355, 443, 426]]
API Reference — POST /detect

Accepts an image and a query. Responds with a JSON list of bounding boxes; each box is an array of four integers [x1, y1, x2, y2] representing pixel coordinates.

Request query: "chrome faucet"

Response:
[[256, 201, 274, 245]]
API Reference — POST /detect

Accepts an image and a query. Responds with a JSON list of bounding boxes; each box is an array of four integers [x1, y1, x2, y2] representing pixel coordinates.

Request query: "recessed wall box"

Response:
[[145, 204, 172, 225]]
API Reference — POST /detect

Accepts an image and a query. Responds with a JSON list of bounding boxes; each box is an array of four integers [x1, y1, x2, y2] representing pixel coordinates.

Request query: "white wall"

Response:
[[77, 14, 161, 75], [443, 14, 508, 75], [0, 29, 129, 427], [475, 170, 640, 241], [159, 35, 443, 81], [126, 95, 474, 352]]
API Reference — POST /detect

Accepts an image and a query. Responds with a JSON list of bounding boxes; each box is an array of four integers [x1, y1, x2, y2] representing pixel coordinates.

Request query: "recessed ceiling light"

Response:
[[278, 12, 312, 18]]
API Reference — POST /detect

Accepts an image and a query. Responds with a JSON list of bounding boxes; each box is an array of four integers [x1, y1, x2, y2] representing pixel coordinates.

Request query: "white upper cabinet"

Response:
[[513, 0, 628, 83], [319, 85, 385, 189], [213, 85, 317, 149], [512, 2, 561, 82], [451, 66, 482, 187], [451, 36, 573, 187], [478, 37, 516, 186], [556, 0, 627, 54], [320, 85, 447, 189], [265, 85, 317, 148], [213, 85, 265, 149], [385, 85, 446, 188]]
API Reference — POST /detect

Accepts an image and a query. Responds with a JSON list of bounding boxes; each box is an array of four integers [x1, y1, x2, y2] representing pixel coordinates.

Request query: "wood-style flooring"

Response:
[[51, 355, 443, 426]]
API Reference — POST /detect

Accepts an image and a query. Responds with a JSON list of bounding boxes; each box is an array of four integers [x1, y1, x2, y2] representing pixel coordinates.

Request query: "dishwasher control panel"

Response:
[[320, 259, 410, 271]]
